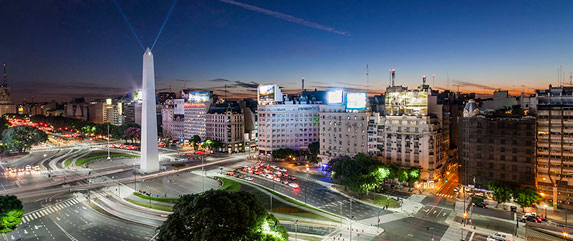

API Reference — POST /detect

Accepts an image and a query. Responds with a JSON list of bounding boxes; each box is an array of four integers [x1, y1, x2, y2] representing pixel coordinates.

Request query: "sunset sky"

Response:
[[1, 0, 572, 102]]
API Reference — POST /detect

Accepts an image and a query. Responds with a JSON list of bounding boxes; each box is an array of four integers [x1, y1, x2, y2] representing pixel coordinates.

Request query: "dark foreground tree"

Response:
[[157, 190, 288, 241], [2, 126, 48, 153], [0, 195, 24, 233]]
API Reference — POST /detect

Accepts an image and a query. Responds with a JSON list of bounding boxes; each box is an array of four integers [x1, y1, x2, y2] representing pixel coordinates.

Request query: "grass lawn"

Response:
[[217, 177, 242, 192], [76, 153, 139, 166], [234, 177, 341, 222], [333, 184, 400, 208], [133, 192, 179, 204], [124, 198, 173, 212], [64, 157, 74, 167]]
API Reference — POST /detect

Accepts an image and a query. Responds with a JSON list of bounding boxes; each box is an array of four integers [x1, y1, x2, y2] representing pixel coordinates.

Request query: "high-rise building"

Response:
[[161, 99, 185, 140], [257, 85, 319, 155], [206, 101, 245, 152], [65, 98, 89, 120], [536, 85, 573, 209], [183, 91, 213, 140], [0, 64, 17, 116], [319, 103, 370, 159], [88, 98, 123, 125], [382, 84, 448, 182], [458, 104, 536, 189]]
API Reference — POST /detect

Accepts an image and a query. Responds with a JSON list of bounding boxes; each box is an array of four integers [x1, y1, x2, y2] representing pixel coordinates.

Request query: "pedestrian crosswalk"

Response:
[[21, 198, 80, 223], [437, 193, 454, 199]]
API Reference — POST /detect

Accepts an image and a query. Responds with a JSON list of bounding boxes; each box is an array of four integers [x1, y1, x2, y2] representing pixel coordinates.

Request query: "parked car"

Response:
[[474, 202, 487, 208]]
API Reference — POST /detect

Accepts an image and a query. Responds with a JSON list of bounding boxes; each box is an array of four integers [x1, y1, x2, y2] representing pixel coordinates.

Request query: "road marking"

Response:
[[31, 213, 38, 219]]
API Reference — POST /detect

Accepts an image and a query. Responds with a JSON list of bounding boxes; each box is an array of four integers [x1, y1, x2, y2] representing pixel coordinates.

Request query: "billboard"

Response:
[[134, 89, 143, 102], [258, 85, 276, 102], [346, 92, 367, 109], [188, 91, 211, 103], [327, 89, 343, 104]]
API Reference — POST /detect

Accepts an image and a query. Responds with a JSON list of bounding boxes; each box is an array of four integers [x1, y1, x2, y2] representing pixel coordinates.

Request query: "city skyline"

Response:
[[1, 0, 572, 102]]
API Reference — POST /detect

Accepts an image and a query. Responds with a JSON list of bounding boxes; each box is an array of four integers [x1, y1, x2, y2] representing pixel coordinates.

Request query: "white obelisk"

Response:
[[140, 48, 159, 173]]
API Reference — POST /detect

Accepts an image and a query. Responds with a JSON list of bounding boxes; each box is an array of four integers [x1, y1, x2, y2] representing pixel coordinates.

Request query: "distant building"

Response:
[[65, 98, 89, 120], [88, 98, 123, 125], [458, 110, 536, 189], [161, 99, 186, 140], [481, 90, 518, 111], [0, 64, 16, 116]]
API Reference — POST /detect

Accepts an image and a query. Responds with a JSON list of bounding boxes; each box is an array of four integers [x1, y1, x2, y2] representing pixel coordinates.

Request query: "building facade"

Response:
[[536, 85, 573, 209], [206, 102, 245, 152], [458, 115, 536, 189], [257, 102, 319, 154], [319, 104, 370, 159]]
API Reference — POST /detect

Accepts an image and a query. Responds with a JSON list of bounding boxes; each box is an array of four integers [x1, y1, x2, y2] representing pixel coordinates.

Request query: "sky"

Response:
[[1, 0, 572, 103]]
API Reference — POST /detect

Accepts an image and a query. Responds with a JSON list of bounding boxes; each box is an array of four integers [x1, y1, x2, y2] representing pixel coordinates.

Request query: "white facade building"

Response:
[[319, 104, 370, 159], [206, 104, 245, 152], [257, 102, 319, 154]]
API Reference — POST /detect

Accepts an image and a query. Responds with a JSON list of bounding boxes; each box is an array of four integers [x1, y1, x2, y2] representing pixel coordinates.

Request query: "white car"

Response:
[[244, 177, 254, 181], [288, 183, 299, 188], [25, 165, 31, 171], [34, 166, 40, 171]]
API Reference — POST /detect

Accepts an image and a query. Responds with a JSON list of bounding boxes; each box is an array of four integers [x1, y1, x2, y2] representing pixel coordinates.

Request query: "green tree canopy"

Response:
[[272, 148, 299, 160], [487, 181, 513, 207], [512, 188, 540, 211], [0, 195, 24, 233], [2, 126, 48, 153], [157, 190, 287, 241]]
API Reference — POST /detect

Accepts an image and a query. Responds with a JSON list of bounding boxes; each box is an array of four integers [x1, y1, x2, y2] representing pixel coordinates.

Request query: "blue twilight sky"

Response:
[[1, 0, 572, 102]]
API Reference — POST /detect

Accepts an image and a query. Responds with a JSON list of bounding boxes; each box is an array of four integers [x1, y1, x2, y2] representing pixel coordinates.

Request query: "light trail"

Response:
[[151, 0, 177, 51]]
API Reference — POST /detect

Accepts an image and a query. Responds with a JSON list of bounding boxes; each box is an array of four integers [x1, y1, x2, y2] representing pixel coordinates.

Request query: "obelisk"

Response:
[[140, 48, 159, 173]]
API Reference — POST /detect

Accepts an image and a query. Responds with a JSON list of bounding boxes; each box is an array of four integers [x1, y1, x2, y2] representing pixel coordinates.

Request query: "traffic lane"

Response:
[[59, 202, 155, 241], [471, 205, 513, 220], [377, 217, 449, 241], [468, 214, 516, 235], [245, 172, 390, 220], [421, 196, 455, 209], [7, 151, 59, 169], [415, 205, 452, 222]]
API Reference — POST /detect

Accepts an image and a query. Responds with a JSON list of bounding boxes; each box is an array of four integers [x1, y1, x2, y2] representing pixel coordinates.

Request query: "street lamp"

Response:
[[107, 125, 111, 160], [349, 215, 355, 241], [427, 227, 435, 241], [294, 220, 299, 241]]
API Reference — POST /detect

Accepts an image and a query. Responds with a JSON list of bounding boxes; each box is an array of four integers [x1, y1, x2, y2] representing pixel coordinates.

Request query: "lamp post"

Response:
[[294, 220, 299, 241], [544, 204, 548, 219], [377, 209, 383, 232], [427, 227, 435, 241], [107, 125, 111, 160], [349, 215, 354, 241]]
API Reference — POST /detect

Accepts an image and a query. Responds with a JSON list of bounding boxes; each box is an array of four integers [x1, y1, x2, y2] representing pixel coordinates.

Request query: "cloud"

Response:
[[452, 80, 497, 91], [209, 78, 231, 82], [220, 0, 350, 36], [233, 80, 259, 89]]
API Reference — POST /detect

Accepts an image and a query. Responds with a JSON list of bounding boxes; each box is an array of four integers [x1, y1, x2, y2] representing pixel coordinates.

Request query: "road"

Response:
[[2, 194, 155, 241]]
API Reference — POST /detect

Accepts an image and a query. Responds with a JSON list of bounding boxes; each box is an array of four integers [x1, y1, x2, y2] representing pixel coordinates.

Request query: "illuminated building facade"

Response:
[[536, 85, 573, 209], [184, 91, 213, 140]]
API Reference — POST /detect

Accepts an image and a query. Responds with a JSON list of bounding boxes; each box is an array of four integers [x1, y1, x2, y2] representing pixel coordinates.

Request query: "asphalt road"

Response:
[[3, 195, 155, 241]]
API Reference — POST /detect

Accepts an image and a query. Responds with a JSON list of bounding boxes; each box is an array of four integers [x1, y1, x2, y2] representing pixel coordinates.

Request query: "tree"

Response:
[[189, 135, 201, 150], [271, 148, 299, 160], [2, 126, 48, 153], [0, 117, 10, 139], [328, 153, 384, 196], [202, 139, 222, 151], [123, 127, 141, 143], [0, 195, 24, 233], [513, 188, 540, 212], [487, 181, 512, 207], [112, 123, 140, 142], [307, 141, 319, 155], [157, 190, 287, 241]]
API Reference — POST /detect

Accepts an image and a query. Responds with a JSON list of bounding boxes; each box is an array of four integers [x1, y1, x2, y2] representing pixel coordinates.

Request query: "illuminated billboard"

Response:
[[188, 91, 211, 103], [258, 85, 276, 102], [134, 89, 143, 102], [106, 98, 112, 105], [327, 89, 343, 104], [346, 92, 367, 109]]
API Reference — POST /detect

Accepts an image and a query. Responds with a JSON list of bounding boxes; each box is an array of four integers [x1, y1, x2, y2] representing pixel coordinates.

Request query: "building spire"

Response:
[[2, 64, 7, 87]]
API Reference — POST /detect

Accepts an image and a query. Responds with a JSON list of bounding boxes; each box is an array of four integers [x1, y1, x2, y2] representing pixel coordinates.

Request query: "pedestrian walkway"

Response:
[[21, 198, 80, 223]]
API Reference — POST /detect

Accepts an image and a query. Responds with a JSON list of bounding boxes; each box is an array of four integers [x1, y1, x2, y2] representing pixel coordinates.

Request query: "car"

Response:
[[282, 180, 289, 185], [274, 177, 281, 182], [244, 177, 254, 181], [25, 165, 31, 171], [289, 183, 299, 188], [474, 202, 487, 208], [492, 232, 513, 241], [34, 166, 40, 171], [487, 236, 505, 241]]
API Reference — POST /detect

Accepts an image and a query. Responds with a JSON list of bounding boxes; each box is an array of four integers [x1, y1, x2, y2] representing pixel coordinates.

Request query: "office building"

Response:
[[206, 101, 244, 152]]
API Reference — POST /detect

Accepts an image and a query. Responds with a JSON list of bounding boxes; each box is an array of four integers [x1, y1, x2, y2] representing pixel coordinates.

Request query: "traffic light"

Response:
[[463, 211, 468, 219], [445, 179, 448, 183]]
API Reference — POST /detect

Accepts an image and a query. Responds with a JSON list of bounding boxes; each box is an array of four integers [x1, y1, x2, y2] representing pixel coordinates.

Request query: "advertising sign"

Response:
[[258, 85, 276, 102], [134, 89, 143, 102], [327, 89, 343, 104], [188, 91, 211, 103], [346, 92, 367, 109]]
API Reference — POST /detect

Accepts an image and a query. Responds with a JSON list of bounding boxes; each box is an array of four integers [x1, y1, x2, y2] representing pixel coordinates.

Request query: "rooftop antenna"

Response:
[[391, 68, 396, 87], [422, 75, 426, 86], [301, 77, 304, 93], [225, 84, 227, 101], [366, 64, 369, 95], [446, 72, 450, 91], [2, 64, 6, 87], [432, 74, 435, 89]]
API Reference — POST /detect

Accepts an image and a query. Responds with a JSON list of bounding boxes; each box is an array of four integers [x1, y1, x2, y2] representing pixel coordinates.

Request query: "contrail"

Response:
[[220, 0, 349, 36], [152, 0, 178, 50], [113, 0, 145, 51]]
